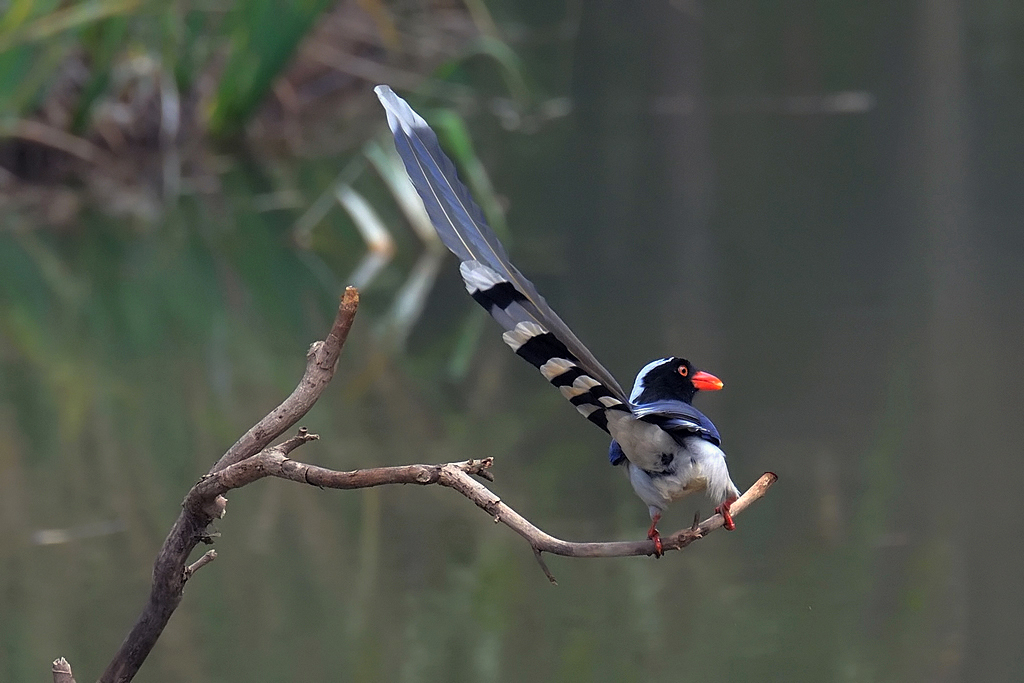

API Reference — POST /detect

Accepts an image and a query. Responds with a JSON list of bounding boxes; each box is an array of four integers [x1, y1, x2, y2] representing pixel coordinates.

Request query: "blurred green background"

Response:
[[1, 1, 1022, 681]]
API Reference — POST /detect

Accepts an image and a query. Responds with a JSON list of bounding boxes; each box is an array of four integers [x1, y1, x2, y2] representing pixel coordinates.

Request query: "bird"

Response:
[[375, 85, 740, 555]]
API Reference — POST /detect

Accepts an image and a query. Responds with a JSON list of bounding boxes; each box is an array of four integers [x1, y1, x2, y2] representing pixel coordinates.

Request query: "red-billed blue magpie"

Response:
[[375, 85, 740, 555]]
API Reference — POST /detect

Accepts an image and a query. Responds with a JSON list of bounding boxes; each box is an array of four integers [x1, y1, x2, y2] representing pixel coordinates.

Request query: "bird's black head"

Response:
[[629, 357, 723, 405]]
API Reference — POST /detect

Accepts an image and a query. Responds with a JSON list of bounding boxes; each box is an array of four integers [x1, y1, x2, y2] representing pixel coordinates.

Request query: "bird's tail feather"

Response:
[[375, 85, 629, 430]]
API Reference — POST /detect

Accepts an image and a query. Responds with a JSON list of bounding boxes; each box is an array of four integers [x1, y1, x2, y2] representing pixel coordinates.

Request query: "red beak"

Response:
[[691, 370, 723, 391]]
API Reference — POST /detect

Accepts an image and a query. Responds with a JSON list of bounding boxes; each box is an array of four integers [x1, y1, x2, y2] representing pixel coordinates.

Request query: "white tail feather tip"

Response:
[[502, 321, 547, 351], [540, 358, 577, 381], [560, 385, 586, 399], [572, 376, 601, 391], [460, 260, 507, 294]]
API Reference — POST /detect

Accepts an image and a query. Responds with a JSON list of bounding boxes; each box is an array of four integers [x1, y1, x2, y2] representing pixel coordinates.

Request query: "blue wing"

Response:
[[630, 399, 722, 446], [608, 440, 627, 466]]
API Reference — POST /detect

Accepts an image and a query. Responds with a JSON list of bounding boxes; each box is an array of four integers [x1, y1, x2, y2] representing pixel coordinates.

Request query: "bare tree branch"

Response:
[[443, 468, 778, 563], [194, 441, 777, 581], [55, 282, 776, 682], [209, 287, 359, 474], [96, 288, 360, 683]]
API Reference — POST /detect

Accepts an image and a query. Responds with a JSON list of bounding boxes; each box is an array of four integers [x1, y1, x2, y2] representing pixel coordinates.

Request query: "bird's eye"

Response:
[[677, 365, 688, 377]]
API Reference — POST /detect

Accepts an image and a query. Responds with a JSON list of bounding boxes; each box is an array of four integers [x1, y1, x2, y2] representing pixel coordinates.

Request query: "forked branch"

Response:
[[193, 440, 776, 583], [56, 284, 775, 683], [96, 288, 360, 683]]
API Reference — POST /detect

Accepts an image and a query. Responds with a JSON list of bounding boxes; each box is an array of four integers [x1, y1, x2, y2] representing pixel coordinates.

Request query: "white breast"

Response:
[[613, 420, 738, 514]]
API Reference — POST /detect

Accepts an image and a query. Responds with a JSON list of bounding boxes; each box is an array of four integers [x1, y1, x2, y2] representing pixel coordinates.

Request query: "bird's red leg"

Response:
[[715, 496, 738, 531], [647, 512, 663, 557]]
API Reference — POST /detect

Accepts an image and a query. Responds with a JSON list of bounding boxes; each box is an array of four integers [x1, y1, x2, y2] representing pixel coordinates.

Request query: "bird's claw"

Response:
[[647, 528, 663, 557], [647, 515, 663, 557], [715, 496, 738, 531]]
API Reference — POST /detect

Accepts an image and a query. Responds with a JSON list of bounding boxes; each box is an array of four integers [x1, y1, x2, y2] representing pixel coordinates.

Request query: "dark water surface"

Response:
[[2, 2, 1022, 682]]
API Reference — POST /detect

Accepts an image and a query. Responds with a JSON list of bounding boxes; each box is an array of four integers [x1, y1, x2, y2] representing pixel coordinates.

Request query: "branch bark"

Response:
[[192, 442, 776, 583]]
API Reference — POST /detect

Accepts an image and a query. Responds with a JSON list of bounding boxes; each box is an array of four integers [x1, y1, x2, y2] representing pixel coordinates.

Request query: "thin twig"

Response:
[[533, 548, 558, 585], [183, 550, 217, 580], [52, 657, 76, 683], [209, 287, 358, 474]]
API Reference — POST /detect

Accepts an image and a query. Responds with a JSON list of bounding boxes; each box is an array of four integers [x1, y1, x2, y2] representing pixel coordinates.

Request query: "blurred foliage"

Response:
[[0, 0, 543, 151], [0, 0, 328, 138], [0, 0, 139, 118], [207, 0, 337, 138], [2, 0, 1022, 682], [0, 0, 434, 141]]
